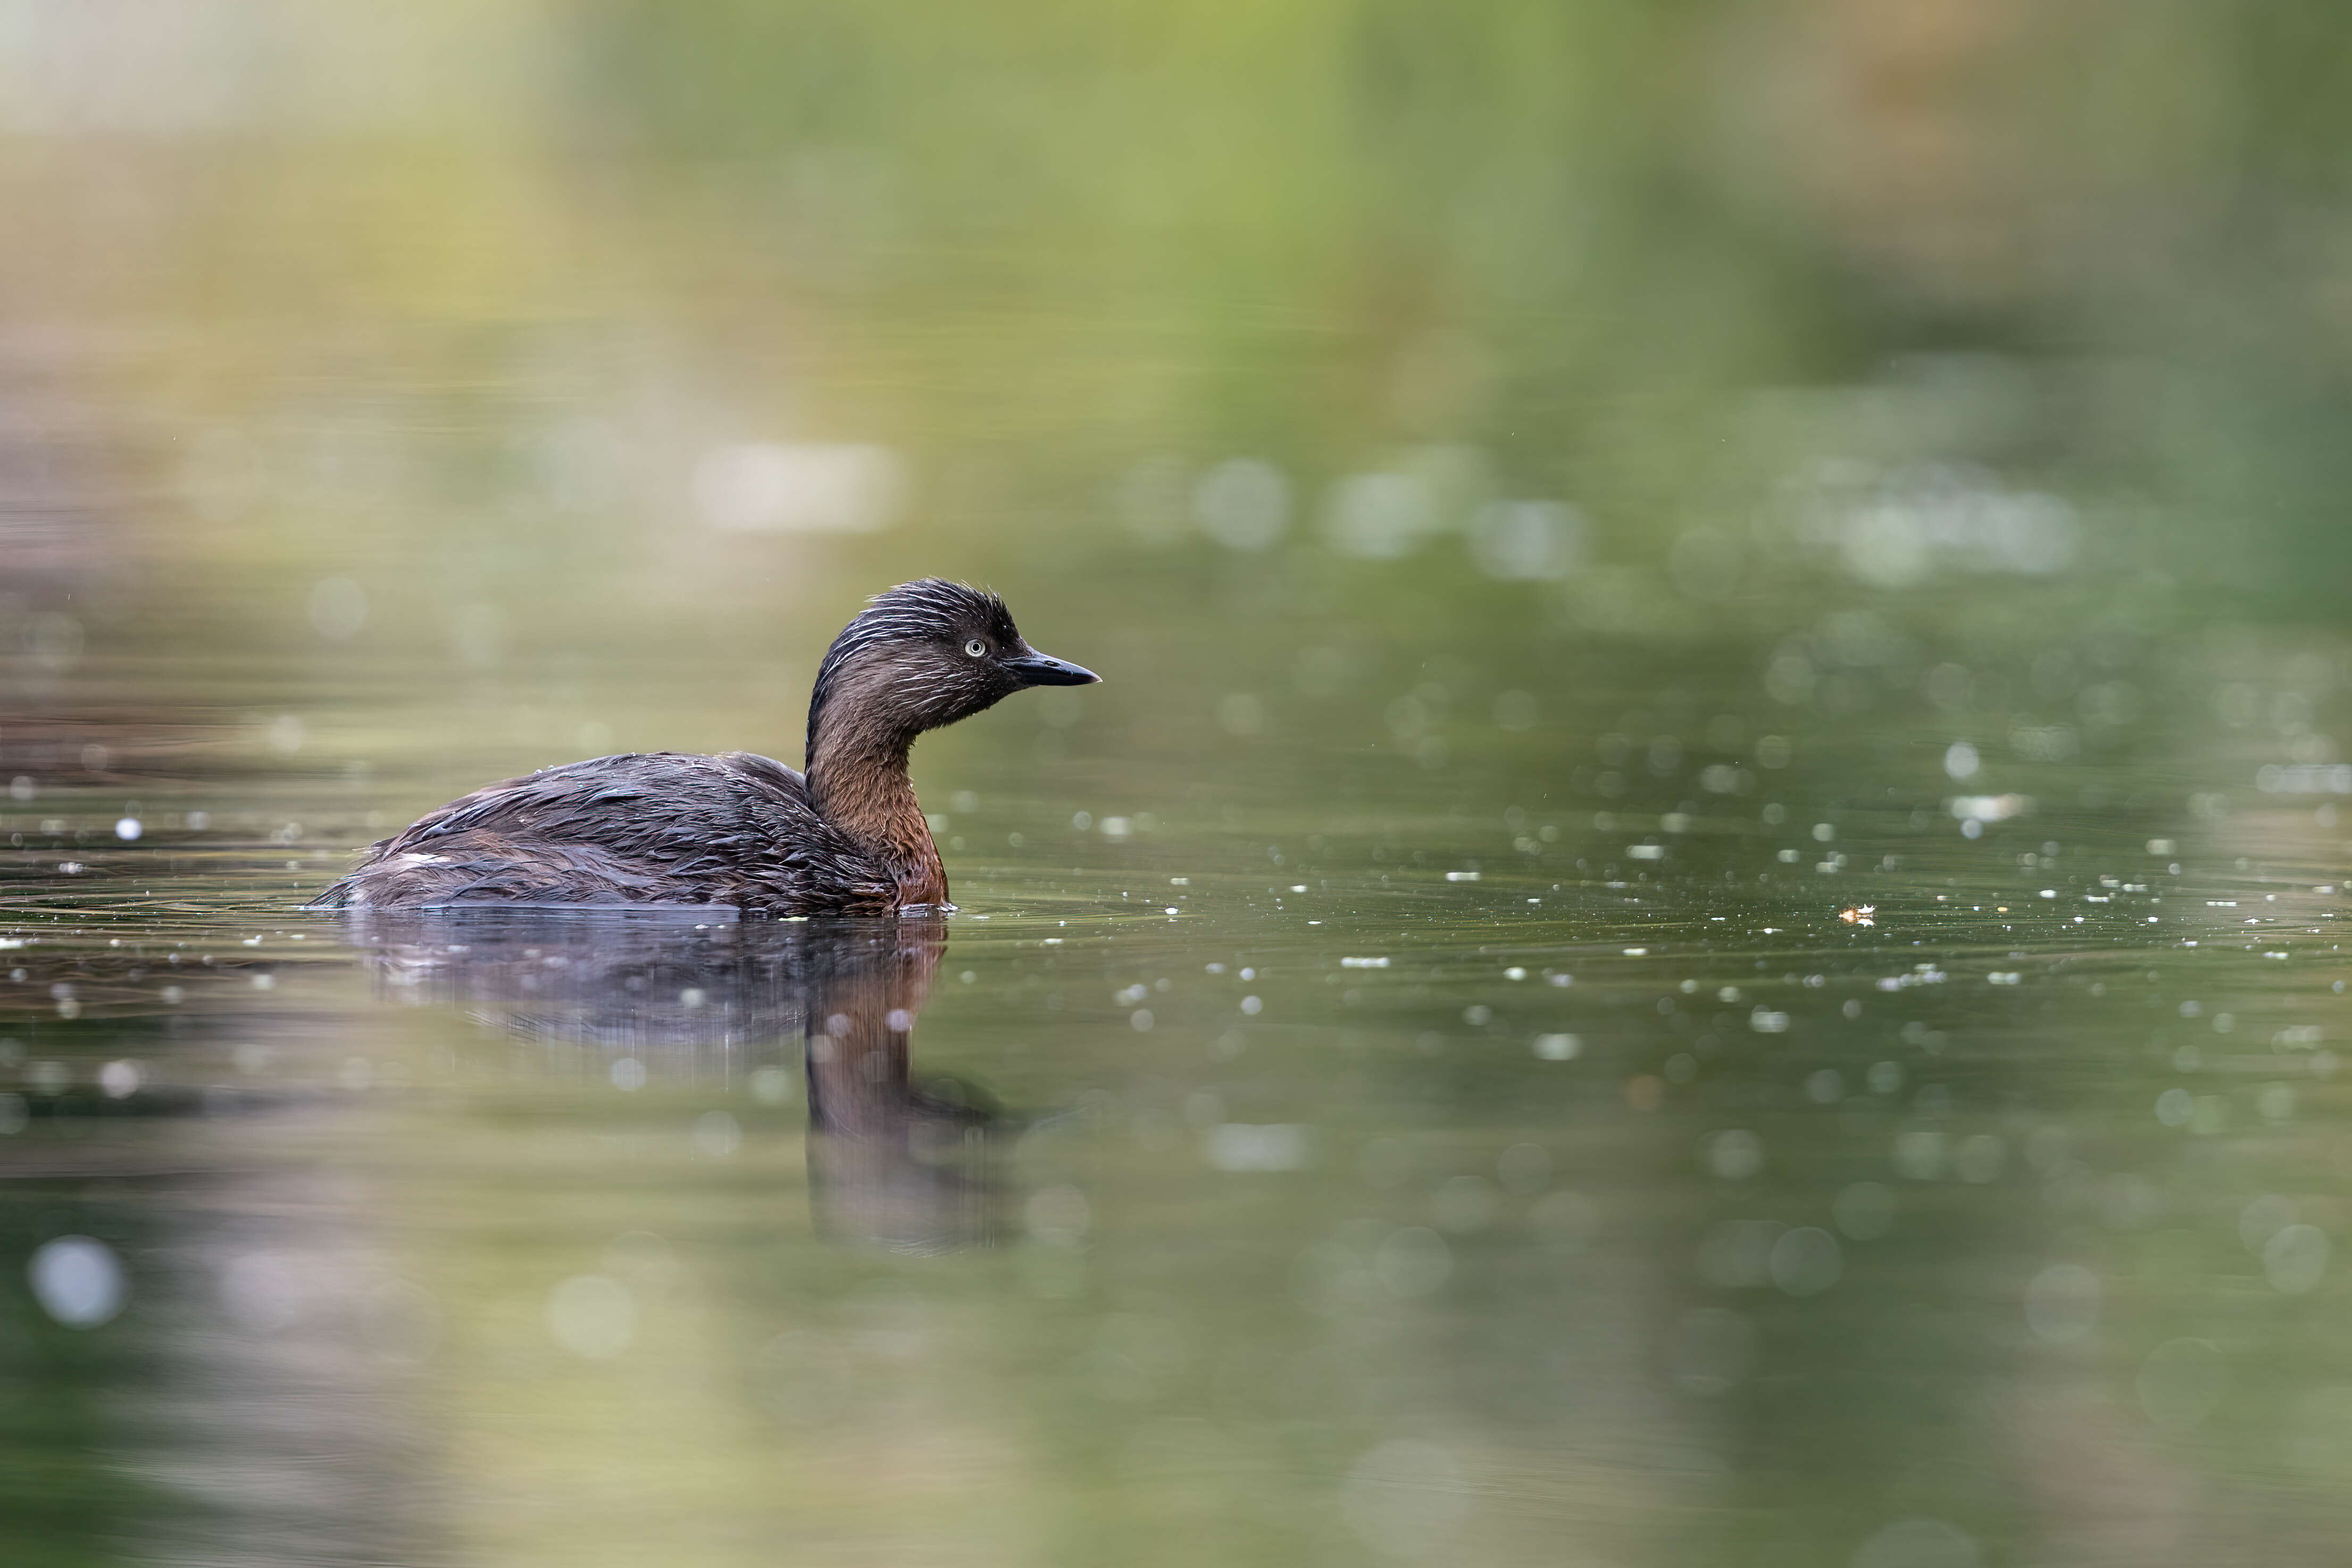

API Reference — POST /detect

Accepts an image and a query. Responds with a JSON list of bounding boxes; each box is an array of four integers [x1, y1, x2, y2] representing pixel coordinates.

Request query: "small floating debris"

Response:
[[1445, 870, 1480, 882], [1340, 956, 1390, 968], [1839, 905, 1875, 927]]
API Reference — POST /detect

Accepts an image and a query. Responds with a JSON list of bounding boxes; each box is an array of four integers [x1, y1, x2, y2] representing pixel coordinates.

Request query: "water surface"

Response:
[[4, 633, 2348, 1567]]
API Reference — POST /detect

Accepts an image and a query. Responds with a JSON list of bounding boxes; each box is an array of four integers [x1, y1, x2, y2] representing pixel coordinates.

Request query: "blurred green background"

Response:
[[6, 0, 2350, 671]]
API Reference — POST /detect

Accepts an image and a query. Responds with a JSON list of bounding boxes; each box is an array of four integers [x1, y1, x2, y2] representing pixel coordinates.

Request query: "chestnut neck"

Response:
[[805, 703, 948, 907]]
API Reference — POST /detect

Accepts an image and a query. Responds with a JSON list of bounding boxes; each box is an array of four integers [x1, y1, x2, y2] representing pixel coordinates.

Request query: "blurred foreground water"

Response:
[[1, 626, 2347, 1567]]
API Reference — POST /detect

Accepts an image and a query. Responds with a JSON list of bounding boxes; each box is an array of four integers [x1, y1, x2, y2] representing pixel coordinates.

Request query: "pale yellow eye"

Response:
[[964, 639, 987, 658]]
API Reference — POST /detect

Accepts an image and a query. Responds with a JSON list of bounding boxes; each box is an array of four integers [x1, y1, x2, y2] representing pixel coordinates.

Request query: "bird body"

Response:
[[319, 749, 896, 913], [311, 581, 1096, 916]]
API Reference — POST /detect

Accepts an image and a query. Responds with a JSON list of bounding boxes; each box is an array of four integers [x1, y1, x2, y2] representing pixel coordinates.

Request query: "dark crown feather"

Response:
[[806, 579, 1016, 760]]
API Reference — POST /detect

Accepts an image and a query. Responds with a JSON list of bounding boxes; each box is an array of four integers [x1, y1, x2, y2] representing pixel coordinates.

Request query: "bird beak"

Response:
[[1006, 649, 1100, 686]]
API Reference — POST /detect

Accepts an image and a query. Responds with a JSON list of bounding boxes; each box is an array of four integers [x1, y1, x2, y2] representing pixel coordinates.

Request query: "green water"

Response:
[[3, 634, 2347, 1566], [6, 3, 2352, 1564]]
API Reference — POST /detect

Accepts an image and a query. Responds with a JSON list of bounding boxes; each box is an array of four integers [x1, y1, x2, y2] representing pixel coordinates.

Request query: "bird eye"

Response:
[[964, 638, 988, 658]]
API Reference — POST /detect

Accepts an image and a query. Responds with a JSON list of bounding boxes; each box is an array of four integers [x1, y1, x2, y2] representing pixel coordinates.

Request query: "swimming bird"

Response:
[[310, 579, 1097, 915]]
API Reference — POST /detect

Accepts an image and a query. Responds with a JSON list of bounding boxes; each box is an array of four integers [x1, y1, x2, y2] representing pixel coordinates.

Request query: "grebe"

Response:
[[311, 579, 1096, 915]]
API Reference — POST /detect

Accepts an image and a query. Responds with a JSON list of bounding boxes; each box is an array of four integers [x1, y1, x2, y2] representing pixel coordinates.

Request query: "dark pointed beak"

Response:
[[1006, 650, 1099, 687]]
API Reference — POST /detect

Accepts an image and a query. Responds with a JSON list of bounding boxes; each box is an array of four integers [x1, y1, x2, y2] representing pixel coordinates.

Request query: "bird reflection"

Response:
[[341, 910, 1000, 1253]]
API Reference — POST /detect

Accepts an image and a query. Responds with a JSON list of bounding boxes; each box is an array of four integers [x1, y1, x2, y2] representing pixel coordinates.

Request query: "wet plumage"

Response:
[[310, 580, 1097, 915]]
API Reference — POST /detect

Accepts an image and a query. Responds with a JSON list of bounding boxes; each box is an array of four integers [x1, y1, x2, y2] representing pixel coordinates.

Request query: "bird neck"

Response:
[[806, 712, 947, 907]]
